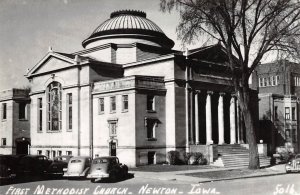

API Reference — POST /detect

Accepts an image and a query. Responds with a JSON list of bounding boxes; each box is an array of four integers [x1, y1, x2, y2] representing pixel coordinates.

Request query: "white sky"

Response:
[[0, 0, 198, 91]]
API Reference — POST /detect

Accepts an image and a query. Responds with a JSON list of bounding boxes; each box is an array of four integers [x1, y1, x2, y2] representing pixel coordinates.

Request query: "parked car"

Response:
[[87, 156, 128, 182], [0, 155, 24, 180], [16, 155, 52, 177], [47, 155, 73, 175], [285, 154, 300, 173], [63, 156, 91, 178]]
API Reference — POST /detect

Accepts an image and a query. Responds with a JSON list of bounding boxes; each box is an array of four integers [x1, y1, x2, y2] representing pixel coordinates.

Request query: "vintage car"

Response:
[[63, 156, 91, 178], [47, 155, 73, 175], [285, 154, 300, 173], [87, 156, 128, 182], [0, 155, 25, 180], [16, 155, 52, 177]]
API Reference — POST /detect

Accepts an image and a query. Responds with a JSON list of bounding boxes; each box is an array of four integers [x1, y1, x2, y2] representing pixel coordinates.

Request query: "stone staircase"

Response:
[[212, 144, 271, 168]]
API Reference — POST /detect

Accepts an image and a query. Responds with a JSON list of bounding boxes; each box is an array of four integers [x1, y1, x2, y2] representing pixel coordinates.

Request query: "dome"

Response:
[[82, 10, 175, 49]]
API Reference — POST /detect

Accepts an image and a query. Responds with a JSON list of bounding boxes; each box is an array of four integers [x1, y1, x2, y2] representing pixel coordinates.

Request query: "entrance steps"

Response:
[[212, 144, 271, 168]]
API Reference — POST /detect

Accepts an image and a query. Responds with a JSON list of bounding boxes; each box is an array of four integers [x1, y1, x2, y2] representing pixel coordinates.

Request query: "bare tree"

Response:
[[161, 0, 300, 169]]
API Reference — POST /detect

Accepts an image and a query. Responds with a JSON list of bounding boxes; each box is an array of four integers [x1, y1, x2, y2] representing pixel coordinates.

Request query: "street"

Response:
[[0, 173, 299, 195]]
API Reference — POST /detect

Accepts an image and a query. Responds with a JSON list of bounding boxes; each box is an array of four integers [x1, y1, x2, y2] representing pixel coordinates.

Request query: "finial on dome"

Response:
[[48, 46, 53, 52]]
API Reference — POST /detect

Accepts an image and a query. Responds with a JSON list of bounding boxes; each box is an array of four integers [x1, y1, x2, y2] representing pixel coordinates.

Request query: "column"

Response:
[[185, 86, 189, 150], [218, 93, 225, 144], [190, 89, 194, 144], [236, 99, 243, 144], [206, 91, 213, 145], [195, 90, 200, 144], [230, 95, 236, 144]]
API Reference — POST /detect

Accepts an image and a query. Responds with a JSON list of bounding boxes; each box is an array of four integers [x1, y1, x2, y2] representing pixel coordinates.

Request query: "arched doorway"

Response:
[[15, 137, 30, 155]]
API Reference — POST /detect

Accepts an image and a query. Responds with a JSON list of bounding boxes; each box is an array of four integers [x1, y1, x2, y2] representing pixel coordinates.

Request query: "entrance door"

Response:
[[148, 151, 155, 164], [110, 142, 116, 156], [16, 141, 29, 155]]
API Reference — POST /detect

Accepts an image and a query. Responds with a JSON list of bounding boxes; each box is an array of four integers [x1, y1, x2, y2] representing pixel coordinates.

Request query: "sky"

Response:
[[0, 0, 194, 91]]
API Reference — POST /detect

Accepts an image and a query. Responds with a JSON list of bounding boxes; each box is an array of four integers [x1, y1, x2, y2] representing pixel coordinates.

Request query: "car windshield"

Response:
[[70, 159, 82, 163], [93, 159, 108, 164]]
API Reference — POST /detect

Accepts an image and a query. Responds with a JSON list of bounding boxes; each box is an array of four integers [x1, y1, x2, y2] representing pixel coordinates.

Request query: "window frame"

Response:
[[66, 93, 73, 131], [147, 95, 155, 112], [46, 82, 62, 132], [18, 102, 27, 120], [98, 97, 105, 114], [38, 98, 43, 132], [110, 96, 116, 113], [108, 120, 118, 137], [145, 118, 158, 141], [122, 95, 128, 112], [285, 107, 290, 120], [1, 138, 6, 146], [2, 103, 7, 120], [292, 107, 296, 121]]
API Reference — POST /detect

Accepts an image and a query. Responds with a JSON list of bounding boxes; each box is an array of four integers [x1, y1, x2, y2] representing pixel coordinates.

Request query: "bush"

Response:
[[188, 152, 204, 165], [167, 151, 180, 165], [198, 157, 208, 165], [183, 152, 192, 165]]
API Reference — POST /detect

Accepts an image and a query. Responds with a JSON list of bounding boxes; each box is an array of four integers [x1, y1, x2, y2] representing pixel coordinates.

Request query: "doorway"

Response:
[[16, 140, 30, 155], [109, 141, 116, 156]]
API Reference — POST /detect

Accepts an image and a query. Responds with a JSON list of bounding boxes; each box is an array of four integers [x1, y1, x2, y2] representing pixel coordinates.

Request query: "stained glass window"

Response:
[[47, 82, 62, 131]]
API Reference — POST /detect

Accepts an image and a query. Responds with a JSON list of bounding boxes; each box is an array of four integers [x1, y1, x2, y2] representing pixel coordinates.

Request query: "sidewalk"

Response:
[[130, 164, 286, 183]]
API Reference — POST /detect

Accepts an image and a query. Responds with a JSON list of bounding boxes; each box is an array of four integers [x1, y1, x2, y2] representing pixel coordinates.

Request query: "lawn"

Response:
[[184, 169, 268, 179], [129, 164, 219, 172]]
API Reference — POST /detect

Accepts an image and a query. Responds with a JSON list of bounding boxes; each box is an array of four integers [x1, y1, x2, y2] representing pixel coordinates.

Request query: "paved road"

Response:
[[0, 174, 299, 195]]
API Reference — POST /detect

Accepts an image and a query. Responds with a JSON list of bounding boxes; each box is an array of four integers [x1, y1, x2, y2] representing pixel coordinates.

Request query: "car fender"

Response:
[[82, 167, 90, 176]]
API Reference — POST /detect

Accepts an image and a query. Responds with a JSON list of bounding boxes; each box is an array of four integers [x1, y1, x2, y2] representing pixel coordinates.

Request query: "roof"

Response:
[[82, 10, 174, 49]]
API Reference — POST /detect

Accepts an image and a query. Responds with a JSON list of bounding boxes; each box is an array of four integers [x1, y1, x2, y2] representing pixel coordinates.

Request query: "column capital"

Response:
[[207, 91, 214, 95], [195, 90, 201, 94], [219, 92, 226, 96]]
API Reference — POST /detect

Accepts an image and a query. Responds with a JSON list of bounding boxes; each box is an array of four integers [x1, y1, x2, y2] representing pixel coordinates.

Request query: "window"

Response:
[[272, 76, 276, 86], [145, 118, 157, 140], [259, 78, 263, 87], [267, 77, 271, 86], [58, 150, 62, 156], [19, 102, 27, 120], [263, 78, 267, 87], [37, 150, 42, 155], [52, 150, 56, 158], [275, 75, 280, 85], [47, 82, 62, 131], [38, 98, 43, 132], [66, 151, 72, 156], [108, 120, 117, 136], [285, 129, 291, 140], [46, 150, 50, 158], [1, 138, 6, 146], [292, 107, 296, 121], [98, 98, 104, 114], [148, 151, 156, 165], [67, 93, 72, 130], [147, 95, 155, 111], [2, 103, 7, 120], [292, 129, 297, 142], [285, 107, 290, 120], [110, 96, 116, 113], [275, 106, 278, 120], [122, 95, 128, 111]]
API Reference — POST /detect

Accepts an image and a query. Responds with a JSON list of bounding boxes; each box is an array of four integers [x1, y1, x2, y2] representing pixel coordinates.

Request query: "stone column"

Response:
[[206, 91, 213, 145], [218, 93, 225, 144], [230, 95, 236, 144], [195, 90, 200, 144], [190, 89, 194, 144]]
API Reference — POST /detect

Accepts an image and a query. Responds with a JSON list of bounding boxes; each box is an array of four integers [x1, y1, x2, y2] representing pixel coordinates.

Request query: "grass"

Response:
[[184, 168, 268, 179], [129, 164, 219, 172]]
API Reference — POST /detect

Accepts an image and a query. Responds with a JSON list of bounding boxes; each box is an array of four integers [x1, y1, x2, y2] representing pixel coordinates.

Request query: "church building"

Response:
[[1, 10, 270, 167]]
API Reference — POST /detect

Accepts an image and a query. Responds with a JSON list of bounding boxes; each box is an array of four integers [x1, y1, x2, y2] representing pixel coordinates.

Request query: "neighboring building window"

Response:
[[47, 82, 62, 131], [38, 98, 43, 132], [98, 98, 104, 114], [52, 150, 56, 158], [122, 95, 128, 111], [110, 96, 116, 113], [292, 129, 297, 142], [267, 77, 271, 86], [1, 138, 6, 146], [67, 93, 72, 130], [285, 129, 291, 140], [108, 120, 117, 136], [46, 150, 50, 158], [66, 151, 72, 156], [275, 75, 280, 85], [145, 118, 157, 140], [285, 107, 290, 120], [275, 106, 278, 120], [272, 76, 276, 86], [147, 95, 155, 111], [58, 150, 62, 156], [259, 78, 263, 87], [2, 103, 7, 120], [19, 102, 27, 120], [292, 107, 296, 121], [263, 78, 267, 87], [37, 150, 42, 155]]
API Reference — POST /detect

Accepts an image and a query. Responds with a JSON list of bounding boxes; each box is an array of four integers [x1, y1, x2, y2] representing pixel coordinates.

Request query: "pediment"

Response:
[[26, 52, 76, 77], [34, 56, 73, 74]]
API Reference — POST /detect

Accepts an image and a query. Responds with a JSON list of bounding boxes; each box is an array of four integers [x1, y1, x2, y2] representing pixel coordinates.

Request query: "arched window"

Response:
[[46, 82, 62, 131]]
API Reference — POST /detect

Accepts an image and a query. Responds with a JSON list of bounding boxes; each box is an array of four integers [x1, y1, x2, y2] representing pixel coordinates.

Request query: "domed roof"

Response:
[[82, 10, 174, 49]]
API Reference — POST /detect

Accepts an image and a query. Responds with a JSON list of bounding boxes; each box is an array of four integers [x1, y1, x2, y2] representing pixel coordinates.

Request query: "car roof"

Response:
[[70, 156, 91, 159], [93, 156, 118, 160]]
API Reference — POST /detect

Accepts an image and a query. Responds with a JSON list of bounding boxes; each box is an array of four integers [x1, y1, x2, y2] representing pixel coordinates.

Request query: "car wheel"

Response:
[[110, 172, 117, 181], [91, 179, 96, 183], [286, 170, 291, 174]]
